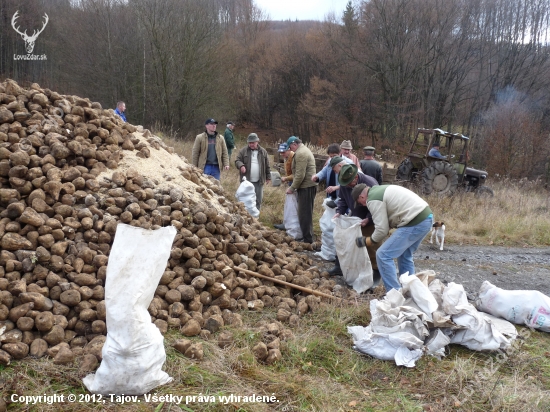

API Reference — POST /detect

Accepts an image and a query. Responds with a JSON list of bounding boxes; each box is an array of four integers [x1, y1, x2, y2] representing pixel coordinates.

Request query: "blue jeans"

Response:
[[376, 215, 433, 291], [204, 164, 220, 180]]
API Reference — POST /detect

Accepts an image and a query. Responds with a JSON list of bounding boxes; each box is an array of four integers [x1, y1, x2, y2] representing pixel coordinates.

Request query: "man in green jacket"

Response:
[[192, 118, 230, 180], [235, 133, 271, 211], [224, 121, 236, 159], [285, 136, 317, 243]]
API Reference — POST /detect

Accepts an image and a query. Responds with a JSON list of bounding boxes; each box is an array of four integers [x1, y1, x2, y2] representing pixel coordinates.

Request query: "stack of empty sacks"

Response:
[[348, 271, 518, 367], [0, 79, 345, 367]]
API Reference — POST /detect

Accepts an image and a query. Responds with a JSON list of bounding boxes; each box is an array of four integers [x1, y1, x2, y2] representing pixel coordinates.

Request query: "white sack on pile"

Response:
[[235, 177, 259, 218], [349, 272, 518, 367], [442, 283, 513, 351], [83, 224, 176, 395]]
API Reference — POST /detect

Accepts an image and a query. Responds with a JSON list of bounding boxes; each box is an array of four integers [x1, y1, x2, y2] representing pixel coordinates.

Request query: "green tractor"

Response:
[[396, 128, 493, 196]]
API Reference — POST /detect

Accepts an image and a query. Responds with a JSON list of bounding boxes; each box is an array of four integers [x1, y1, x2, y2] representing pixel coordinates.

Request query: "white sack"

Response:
[[235, 177, 259, 218], [314, 198, 337, 261], [283, 192, 302, 240], [83, 224, 177, 395], [333, 216, 373, 293], [348, 325, 424, 363], [399, 273, 439, 321], [443, 283, 513, 351], [476, 281, 550, 332]]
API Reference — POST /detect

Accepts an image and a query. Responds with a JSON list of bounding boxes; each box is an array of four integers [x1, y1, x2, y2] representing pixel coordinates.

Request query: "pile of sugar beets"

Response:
[[0, 79, 353, 370]]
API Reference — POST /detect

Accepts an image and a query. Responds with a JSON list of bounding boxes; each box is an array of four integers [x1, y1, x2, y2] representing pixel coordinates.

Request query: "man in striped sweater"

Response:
[[352, 184, 433, 291]]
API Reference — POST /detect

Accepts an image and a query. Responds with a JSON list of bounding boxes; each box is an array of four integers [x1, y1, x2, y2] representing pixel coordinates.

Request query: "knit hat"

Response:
[[338, 164, 359, 186]]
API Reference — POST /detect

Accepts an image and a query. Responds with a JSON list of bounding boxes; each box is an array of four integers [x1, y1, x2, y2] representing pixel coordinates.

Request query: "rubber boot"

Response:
[[328, 256, 343, 277]]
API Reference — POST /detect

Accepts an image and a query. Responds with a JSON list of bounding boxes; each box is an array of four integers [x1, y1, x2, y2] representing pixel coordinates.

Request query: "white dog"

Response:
[[430, 221, 445, 250]]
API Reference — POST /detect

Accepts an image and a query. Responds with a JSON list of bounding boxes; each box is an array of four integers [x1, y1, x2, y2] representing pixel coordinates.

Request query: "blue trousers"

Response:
[[204, 164, 220, 180], [376, 216, 433, 291]]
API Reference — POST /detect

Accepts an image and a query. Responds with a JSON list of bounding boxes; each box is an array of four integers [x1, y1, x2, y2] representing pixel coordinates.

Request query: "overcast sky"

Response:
[[255, 0, 350, 21]]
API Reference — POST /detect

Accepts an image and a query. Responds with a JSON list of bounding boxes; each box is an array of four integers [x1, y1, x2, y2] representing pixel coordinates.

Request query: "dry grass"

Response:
[[2, 133, 550, 411]]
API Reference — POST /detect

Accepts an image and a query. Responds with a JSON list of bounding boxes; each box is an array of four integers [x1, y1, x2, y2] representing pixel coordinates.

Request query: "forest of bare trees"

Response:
[[1, 0, 550, 178]]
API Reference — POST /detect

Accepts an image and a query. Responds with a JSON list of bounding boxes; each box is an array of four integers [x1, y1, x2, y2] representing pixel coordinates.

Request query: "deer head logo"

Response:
[[11, 11, 49, 54]]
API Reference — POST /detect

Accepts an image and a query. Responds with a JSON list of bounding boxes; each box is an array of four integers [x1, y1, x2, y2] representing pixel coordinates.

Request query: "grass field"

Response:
[[1, 132, 549, 412]]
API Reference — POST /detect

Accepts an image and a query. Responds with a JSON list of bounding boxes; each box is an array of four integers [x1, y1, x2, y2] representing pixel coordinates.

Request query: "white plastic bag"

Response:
[[83, 224, 177, 395], [235, 177, 259, 218], [314, 198, 337, 261], [476, 281, 550, 332], [333, 216, 373, 293], [283, 192, 302, 240]]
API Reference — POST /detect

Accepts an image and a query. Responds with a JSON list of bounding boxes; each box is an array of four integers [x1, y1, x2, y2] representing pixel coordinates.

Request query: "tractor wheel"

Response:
[[475, 186, 494, 198], [422, 161, 458, 195], [396, 158, 413, 181]]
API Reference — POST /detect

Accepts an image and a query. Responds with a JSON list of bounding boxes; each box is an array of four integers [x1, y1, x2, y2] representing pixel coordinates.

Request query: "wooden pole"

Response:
[[232, 266, 341, 302]]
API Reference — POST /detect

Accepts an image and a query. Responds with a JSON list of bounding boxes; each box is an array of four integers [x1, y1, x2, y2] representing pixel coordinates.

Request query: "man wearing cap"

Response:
[[360, 146, 383, 185], [235, 133, 271, 211], [340, 140, 360, 167], [192, 118, 230, 180], [329, 164, 380, 283], [224, 122, 236, 160], [428, 142, 447, 159], [352, 184, 433, 291], [286, 136, 317, 243]]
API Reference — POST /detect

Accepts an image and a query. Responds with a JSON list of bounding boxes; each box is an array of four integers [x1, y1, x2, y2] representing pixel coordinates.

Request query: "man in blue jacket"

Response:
[[428, 142, 447, 159], [114, 101, 126, 122]]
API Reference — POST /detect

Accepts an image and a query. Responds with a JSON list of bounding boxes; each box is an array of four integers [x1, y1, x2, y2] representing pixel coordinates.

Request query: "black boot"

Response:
[[328, 256, 343, 276], [372, 269, 381, 287], [274, 223, 286, 230]]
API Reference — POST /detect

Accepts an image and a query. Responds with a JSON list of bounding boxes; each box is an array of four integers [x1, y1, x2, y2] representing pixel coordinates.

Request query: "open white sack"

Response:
[[476, 281, 550, 332], [333, 216, 373, 293], [83, 224, 177, 395], [314, 198, 337, 261], [283, 192, 302, 240], [235, 177, 259, 218]]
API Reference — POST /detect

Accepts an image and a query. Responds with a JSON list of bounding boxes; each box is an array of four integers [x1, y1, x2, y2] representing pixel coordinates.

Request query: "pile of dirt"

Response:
[[0, 79, 353, 367]]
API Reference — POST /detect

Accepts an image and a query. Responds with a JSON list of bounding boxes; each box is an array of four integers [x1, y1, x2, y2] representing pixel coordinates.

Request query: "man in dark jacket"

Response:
[[330, 164, 381, 286], [235, 133, 271, 210], [224, 122, 236, 159], [360, 146, 383, 185]]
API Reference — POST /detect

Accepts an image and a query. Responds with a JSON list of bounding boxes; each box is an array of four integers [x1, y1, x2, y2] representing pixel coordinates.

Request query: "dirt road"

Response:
[[310, 244, 550, 298], [415, 244, 550, 297]]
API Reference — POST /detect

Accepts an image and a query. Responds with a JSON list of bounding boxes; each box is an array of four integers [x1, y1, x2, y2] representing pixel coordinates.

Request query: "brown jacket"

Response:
[[284, 151, 295, 182], [192, 132, 229, 170], [235, 144, 271, 185]]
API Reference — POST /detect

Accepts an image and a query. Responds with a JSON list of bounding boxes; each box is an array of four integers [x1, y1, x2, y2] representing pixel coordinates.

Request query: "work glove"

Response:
[[355, 236, 373, 248]]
